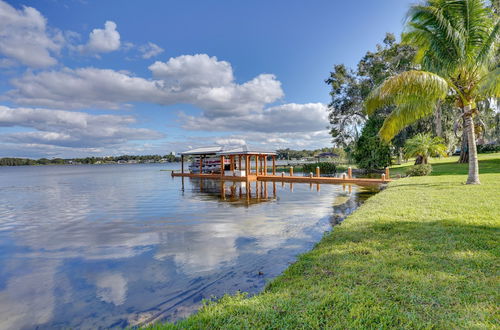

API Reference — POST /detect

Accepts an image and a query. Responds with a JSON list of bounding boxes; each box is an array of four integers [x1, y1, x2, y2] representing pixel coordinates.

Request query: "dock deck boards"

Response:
[[171, 172, 391, 185]]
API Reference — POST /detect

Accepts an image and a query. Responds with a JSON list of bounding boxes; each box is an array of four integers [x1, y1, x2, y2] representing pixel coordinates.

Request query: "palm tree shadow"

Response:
[[429, 158, 500, 176]]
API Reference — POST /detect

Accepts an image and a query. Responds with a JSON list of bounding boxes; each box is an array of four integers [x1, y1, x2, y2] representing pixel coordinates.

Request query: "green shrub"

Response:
[[406, 164, 432, 176], [302, 162, 337, 175], [477, 143, 500, 153]]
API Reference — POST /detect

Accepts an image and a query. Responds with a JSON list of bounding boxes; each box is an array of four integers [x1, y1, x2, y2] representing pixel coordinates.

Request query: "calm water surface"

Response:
[[0, 164, 379, 329]]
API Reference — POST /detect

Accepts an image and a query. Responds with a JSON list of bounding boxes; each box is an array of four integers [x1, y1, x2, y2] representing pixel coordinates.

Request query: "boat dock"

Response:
[[171, 145, 391, 186]]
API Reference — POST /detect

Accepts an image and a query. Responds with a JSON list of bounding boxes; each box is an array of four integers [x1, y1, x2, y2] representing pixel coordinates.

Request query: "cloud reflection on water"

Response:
[[0, 164, 375, 328]]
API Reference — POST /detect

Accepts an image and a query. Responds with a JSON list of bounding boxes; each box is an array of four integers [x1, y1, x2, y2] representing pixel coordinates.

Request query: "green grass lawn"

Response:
[[151, 153, 500, 329]]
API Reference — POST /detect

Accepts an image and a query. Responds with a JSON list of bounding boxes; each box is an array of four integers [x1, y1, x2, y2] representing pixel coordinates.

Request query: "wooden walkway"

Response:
[[171, 172, 391, 186]]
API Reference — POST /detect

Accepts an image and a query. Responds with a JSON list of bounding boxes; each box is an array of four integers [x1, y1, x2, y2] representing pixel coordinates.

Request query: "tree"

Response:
[[353, 116, 392, 170], [404, 133, 448, 164], [366, 0, 499, 184], [326, 34, 417, 148]]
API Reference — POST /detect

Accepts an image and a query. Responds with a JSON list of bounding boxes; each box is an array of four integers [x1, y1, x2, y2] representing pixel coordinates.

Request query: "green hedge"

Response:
[[302, 162, 337, 175], [477, 144, 500, 153]]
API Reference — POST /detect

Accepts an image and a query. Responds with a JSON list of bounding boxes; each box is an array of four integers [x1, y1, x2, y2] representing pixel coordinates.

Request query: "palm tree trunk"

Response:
[[463, 106, 480, 184], [458, 125, 468, 163]]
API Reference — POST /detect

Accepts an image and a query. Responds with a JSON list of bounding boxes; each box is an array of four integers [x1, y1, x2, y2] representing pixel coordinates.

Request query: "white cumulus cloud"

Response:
[[8, 54, 284, 118], [149, 54, 233, 87], [0, 106, 163, 148], [80, 21, 121, 54], [181, 103, 329, 133], [0, 0, 63, 68]]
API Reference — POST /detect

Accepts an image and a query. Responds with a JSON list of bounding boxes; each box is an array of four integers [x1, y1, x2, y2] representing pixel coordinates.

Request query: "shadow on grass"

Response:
[[430, 157, 500, 176]]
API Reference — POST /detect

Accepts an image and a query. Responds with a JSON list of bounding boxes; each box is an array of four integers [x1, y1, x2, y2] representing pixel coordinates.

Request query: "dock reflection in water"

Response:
[[0, 164, 380, 329]]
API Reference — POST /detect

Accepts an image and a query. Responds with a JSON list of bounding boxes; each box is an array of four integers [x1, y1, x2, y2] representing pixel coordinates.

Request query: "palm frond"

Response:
[[404, 132, 448, 159], [404, 0, 497, 74], [476, 67, 500, 97], [379, 99, 439, 142], [476, 19, 500, 67], [365, 70, 449, 116]]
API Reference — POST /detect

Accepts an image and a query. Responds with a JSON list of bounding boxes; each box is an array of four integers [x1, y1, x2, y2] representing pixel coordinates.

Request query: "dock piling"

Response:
[[316, 166, 320, 177]]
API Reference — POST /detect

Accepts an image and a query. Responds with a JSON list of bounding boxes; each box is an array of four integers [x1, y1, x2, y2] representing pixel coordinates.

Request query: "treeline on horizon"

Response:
[[1, 147, 347, 166], [0, 154, 179, 166]]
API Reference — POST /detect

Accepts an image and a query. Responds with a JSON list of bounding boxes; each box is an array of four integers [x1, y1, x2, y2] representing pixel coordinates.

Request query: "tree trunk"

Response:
[[434, 101, 443, 137], [463, 106, 480, 184], [414, 155, 424, 165], [458, 122, 468, 163]]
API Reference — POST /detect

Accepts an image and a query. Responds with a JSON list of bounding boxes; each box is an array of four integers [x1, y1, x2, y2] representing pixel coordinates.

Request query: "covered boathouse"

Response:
[[172, 145, 392, 185], [177, 145, 277, 181]]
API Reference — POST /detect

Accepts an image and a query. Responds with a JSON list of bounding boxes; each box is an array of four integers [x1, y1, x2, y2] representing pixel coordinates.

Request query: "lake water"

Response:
[[0, 164, 379, 329]]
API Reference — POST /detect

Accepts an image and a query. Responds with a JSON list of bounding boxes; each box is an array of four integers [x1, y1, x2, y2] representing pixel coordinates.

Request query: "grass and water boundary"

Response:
[[152, 153, 500, 329]]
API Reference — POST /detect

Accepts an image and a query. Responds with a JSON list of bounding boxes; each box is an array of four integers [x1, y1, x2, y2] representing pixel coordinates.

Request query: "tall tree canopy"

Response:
[[325, 34, 417, 148], [366, 0, 499, 184]]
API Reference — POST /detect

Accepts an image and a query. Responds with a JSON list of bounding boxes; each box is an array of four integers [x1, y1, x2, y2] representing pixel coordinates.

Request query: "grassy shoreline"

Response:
[[152, 153, 500, 329]]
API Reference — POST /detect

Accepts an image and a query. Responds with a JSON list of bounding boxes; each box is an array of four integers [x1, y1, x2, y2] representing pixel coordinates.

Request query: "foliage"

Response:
[[404, 133, 448, 164], [325, 33, 417, 147], [275, 147, 345, 161], [365, 0, 499, 184], [0, 154, 179, 166], [152, 153, 500, 329], [353, 116, 392, 170], [477, 143, 500, 153], [366, 0, 499, 142], [302, 162, 337, 175], [406, 163, 433, 176]]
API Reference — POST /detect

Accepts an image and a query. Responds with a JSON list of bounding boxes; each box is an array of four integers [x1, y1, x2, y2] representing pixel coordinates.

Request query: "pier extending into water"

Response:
[[172, 145, 391, 185]]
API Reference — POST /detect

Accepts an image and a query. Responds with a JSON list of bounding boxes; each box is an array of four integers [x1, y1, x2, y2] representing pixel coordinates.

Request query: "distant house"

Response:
[[316, 152, 339, 162]]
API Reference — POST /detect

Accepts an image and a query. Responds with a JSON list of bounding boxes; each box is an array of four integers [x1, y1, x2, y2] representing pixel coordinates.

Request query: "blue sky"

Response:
[[0, 0, 414, 158]]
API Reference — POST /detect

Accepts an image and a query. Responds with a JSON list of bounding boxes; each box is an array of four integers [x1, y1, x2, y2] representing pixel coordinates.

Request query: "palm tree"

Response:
[[365, 0, 499, 184], [404, 133, 448, 164]]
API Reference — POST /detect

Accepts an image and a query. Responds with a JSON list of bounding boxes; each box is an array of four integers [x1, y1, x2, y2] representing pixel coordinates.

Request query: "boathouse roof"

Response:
[[180, 146, 223, 155], [217, 145, 276, 156], [180, 145, 275, 156]]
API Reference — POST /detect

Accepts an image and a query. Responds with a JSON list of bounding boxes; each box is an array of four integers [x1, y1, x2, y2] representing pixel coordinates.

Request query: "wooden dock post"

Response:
[[238, 155, 242, 171], [316, 166, 320, 177], [348, 167, 352, 178], [220, 155, 225, 177], [385, 167, 390, 179], [181, 155, 184, 174], [342, 173, 346, 180], [264, 156, 267, 175], [381, 173, 386, 182], [272, 155, 276, 175], [245, 155, 250, 177], [290, 166, 294, 176], [255, 156, 258, 175], [199, 156, 203, 174], [309, 172, 313, 178]]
